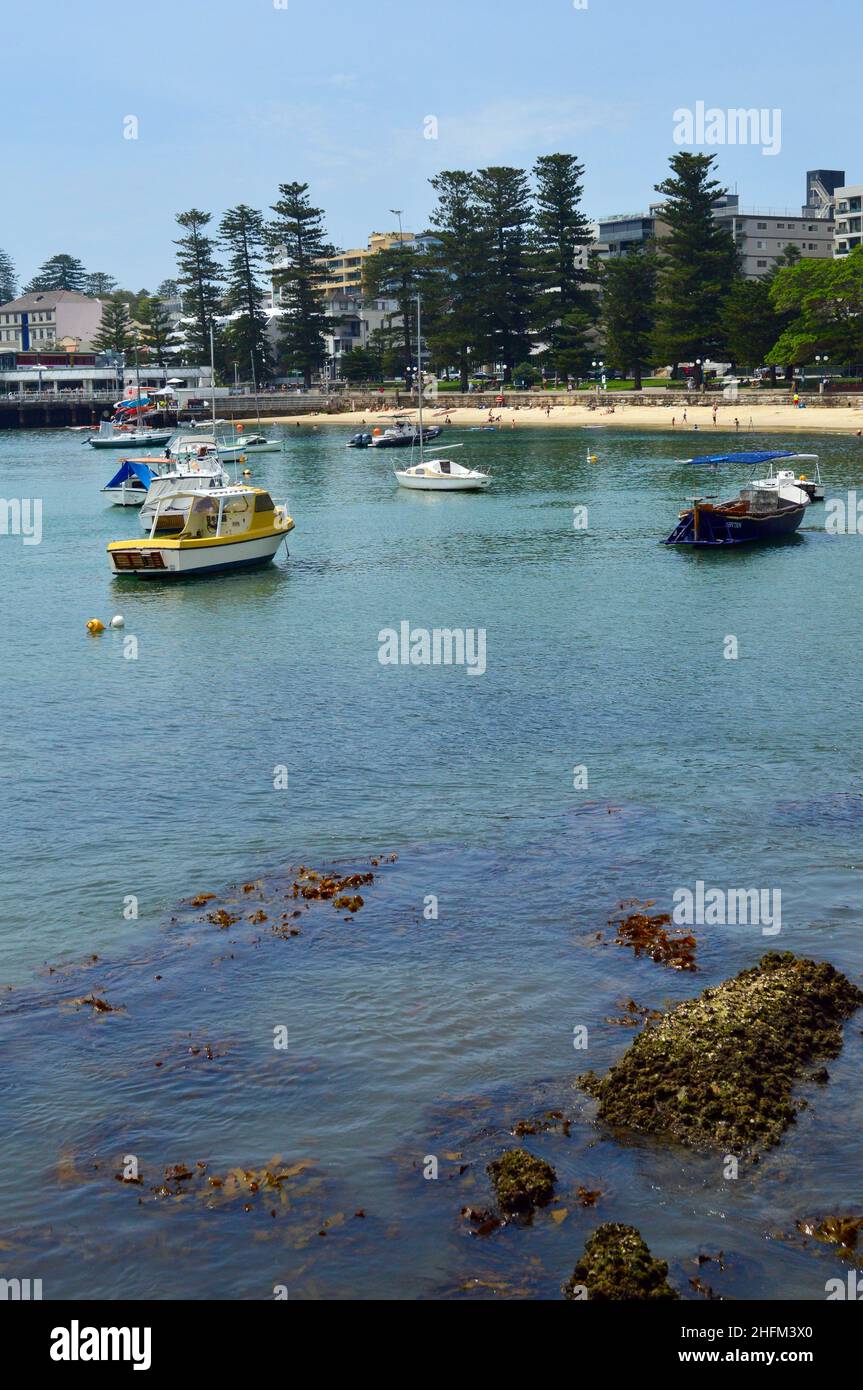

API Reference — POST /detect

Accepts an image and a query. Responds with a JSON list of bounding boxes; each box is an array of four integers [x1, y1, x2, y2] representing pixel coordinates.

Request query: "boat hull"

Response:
[[395, 473, 489, 491], [665, 501, 806, 546], [371, 428, 442, 448], [101, 486, 146, 507], [90, 433, 172, 449], [108, 531, 287, 578]]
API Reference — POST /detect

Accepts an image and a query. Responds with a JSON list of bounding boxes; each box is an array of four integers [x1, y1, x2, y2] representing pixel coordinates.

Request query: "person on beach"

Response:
[[682, 409, 687, 423], [672, 417, 676, 427], [734, 417, 740, 431], [712, 404, 718, 425]]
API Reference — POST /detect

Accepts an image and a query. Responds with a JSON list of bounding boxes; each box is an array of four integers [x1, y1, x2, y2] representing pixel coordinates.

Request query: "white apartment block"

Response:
[[833, 186, 863, 256]]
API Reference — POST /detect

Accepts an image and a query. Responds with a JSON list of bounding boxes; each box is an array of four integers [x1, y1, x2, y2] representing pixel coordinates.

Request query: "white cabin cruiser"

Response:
[[684, 449, 824, 502]]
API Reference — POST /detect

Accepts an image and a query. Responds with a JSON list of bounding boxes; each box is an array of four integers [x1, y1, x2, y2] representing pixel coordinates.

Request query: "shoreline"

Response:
[[256, 402, 863, 436]]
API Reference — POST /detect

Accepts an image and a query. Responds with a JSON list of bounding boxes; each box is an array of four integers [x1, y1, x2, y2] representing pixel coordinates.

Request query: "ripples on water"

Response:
[[1, 424, 863, 1299]]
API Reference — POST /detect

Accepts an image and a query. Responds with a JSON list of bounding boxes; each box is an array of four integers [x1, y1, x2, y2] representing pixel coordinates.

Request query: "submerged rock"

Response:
[[486, 1148, 556, 1216], [579, 952, 863, 1154], [565, 1223, 677, 1300]]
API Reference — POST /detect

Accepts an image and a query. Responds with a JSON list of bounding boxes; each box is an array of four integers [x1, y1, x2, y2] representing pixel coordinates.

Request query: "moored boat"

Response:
[[101, 457, 161, 506], [683, 449, 824, 502], [395, 457, 491, 491], [89, 423, 173, 449], [108, 484, 294, 578], [394, 295, 489, 493], [370, 417, 442, 448], [664, 483, 809, 547]]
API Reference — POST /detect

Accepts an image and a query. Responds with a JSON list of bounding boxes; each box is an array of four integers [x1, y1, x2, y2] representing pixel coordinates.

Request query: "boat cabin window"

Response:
[[438, 460, 451, 474], [220, 494, 254, 534], [181, 496, 217, 538], [253, 492, 274, 512]]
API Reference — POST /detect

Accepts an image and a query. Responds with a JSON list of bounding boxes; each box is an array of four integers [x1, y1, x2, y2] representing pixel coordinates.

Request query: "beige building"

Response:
[[270, 230, 416, 301], [316, 231, 415, 295], [0, 289, 104, 350]]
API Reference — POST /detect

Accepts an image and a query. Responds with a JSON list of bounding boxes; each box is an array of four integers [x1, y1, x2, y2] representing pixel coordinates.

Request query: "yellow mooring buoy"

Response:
[[86, 619, 105, 635]]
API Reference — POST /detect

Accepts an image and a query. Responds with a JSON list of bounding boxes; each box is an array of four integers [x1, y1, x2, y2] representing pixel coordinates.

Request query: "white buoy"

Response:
[[109, 614, 125, 629]]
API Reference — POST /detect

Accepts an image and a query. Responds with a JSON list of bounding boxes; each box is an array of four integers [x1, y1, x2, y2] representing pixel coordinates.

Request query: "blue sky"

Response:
[[4, 0, 858, 289]]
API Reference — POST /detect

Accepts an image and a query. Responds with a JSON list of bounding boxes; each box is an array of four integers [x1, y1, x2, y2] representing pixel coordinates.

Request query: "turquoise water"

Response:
[[2, 423, 863, 1299]]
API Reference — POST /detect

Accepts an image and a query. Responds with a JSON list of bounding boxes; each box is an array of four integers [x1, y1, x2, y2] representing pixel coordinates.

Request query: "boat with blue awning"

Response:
[[682, 449, 823, 501], [100, 458, 160, 506]]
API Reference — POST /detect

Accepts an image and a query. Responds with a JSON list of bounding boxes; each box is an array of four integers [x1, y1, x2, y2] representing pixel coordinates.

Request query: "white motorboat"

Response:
[[394, 296, 490, 494], [101, 455, 229, 516], [139, 460, 231, 532], [108, 484, 294, 579], [684, 450, 824, 502], [395, 457, 491, 491], [167, 430, 280, 464], [750, 454, 823, 502]]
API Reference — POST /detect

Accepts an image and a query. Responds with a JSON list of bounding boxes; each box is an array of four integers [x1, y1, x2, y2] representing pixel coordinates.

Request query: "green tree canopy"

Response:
[[0, 248, 18, 302], [362, 239, 427, 380], [424, 171, 487, 389], [174, 209, 224, 369], [220, 203, 271, 384], [137, 296, 174, 366], [530, 153, 597, 377], [25, 254, 87, 293], [268, 182, 334, 389], [766, 245, 863, 367], [651, 153, 738, 379], [93, 296, 133, 354], [473, 165, 536, 382], [600, 245, 658, 390], [83, 272, 117, 298]]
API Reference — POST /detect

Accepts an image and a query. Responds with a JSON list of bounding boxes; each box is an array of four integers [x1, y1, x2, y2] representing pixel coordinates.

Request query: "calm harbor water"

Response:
[[2, 421, 863, 1300]]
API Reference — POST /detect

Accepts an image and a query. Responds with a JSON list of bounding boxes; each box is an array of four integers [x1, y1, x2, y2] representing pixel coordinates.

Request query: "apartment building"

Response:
[[597, 189, 834, 277], [833, 186, 863, 256], [0, 289, 104, 350]]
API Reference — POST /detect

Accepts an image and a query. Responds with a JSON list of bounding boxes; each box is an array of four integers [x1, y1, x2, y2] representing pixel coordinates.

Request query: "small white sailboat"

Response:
[[394, 296, 490, 494], [89, 420, 172, 449], [395, 457, 491, 491]]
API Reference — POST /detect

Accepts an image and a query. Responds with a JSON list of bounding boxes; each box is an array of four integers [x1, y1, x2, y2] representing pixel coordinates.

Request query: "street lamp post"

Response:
[[816, 353, 829, 393]]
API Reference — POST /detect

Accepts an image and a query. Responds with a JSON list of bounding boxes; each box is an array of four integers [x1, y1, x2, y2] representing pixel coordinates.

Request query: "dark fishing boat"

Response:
[[664, 483, 809, 547], [369, 419, 442, 448]]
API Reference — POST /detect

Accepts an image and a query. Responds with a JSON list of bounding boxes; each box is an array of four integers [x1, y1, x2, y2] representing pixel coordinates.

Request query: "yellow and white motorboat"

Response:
[[107, 484, 294, 578]]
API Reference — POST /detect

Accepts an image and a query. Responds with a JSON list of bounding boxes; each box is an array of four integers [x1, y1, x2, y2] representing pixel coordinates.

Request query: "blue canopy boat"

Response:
[[100, 458, 159, 507], [664, 449, 818, 547], [680, 449, 823, 501]]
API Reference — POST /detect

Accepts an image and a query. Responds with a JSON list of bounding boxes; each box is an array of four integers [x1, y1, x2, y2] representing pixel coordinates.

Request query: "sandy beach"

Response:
[[256, 400, 863, 435]]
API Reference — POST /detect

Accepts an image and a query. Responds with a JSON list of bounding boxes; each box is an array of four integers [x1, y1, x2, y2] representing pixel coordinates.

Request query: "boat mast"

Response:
[[416, 293, 423, 467], [134, 344, 142, 436], [209, 323, 217, 439], [250, 351, 261, 429]]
